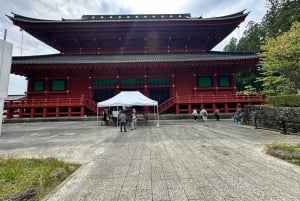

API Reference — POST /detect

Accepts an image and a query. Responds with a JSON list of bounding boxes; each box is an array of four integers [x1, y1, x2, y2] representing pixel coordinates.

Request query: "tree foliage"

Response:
[[237, 21, 265, 53], [262, 0, 300, 38], [259, 22, 300, 95], [223, 38, 238, 52], [224, 0, 300, 96]]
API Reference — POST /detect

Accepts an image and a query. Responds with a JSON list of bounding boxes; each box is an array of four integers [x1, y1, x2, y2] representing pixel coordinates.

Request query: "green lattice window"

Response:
[[51, 80, 66, 91], [148, 77, 171, 85], [93, 79, 116, 86], [197, 76, 212, 87], [32, 80, 44, 91], [120, 78, 144, 86], [218, 76, 230, 87]]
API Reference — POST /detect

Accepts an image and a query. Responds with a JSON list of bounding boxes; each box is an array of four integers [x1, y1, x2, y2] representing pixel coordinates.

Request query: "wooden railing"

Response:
[[158, 94, 264, 113], [174, 94, 264, 103], [84, 98, 97, 112], [3, 98, 99, 118], [4, 98, 85, 108], [158, 97, 175, 113]]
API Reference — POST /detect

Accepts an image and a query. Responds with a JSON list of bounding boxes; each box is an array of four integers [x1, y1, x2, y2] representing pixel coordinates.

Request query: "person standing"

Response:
[[235, 105, 242, 124], [200, 108, 208, 122], [131, 108, 137, 130], [214, 108, 220, 121], [192, 108, 198, 122], [112, 108, 118, 126], [103, 109, 109, 126], [119, 109, 127, 132]]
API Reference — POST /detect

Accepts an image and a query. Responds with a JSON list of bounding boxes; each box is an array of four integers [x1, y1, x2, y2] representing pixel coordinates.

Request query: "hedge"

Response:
[[267, 95, 300, 107]]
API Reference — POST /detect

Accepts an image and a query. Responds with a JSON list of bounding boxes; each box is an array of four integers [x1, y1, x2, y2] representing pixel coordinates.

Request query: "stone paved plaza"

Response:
[[1, 120, 300, 201]]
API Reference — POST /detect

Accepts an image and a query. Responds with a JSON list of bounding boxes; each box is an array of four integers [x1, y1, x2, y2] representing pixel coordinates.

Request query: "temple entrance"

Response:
[[93, 89, 115, 102], [149, 87, 170, 104]]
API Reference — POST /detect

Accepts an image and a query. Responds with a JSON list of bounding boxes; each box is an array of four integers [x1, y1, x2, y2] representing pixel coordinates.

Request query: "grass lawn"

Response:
[[266, 142, 300, 166], [0, 157, 80, 200]]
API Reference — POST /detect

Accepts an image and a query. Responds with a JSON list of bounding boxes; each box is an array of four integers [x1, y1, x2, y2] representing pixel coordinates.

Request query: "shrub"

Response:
[[267, 94, 300, 107]]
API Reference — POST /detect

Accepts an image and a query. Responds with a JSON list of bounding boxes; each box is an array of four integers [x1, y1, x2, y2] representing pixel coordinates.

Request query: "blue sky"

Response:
[[0, 0, 267, 95]]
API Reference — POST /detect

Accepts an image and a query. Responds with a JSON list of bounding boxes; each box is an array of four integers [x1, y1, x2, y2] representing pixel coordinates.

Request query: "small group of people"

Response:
[[192, 107, 221, 122], [192, 108, 209, 122], [119, 107, 137, 132], [102, 107, 137, 132]]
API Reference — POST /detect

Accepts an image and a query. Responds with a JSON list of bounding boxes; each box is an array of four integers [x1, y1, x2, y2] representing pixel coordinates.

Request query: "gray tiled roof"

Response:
[[8, 11, 247, 23], [12, 52, 258, 65]]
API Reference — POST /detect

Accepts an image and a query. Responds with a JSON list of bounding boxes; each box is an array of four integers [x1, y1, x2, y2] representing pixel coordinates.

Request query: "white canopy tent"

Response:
[[97, 91, 159, 127]]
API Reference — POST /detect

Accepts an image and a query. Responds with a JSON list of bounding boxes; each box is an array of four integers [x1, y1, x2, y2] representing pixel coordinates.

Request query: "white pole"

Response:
[[156, 105, 160, 127], [96, 106, 98, 125]]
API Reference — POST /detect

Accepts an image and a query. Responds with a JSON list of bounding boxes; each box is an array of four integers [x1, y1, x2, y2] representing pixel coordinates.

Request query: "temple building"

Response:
[[4, 10, 264, 118]]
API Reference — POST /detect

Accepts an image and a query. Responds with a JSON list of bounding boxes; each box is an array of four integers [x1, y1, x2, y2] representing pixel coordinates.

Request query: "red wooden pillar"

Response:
[[213, 74, 218, 95], [88, 75, 93, 99], [193, 73, 197, 95], [231, 73, 236, 93], [44, 77, 49, 99], [224, 103, 228, 113], [212, 104, 216, 113], [116, 75, 120, 94], [80, 106, 85, 116], [68, 107, 72, 116], [55, 107, 59, 117], [175, 104, 179, 114], [143, 75, 151, 113], [200, 103, 204, 110], [6, 108, 13, 118], [43, 107, 47, 117], [18, 108, 23, 118], [67, 76, 71, 98], [30, 108, 35, 118], [171, 74, 175, 98], [188, 104, 192, 114]]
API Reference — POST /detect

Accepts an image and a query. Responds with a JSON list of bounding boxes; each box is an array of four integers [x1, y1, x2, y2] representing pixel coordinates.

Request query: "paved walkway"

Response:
[[1, 120, 300, 201]]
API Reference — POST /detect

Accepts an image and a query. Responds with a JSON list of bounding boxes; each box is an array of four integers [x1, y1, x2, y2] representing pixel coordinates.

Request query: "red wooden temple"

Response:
[[5, 11, 264, 118]]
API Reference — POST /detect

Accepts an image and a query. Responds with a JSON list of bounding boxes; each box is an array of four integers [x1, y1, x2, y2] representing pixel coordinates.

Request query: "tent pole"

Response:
[[96, 107, 98, 125], [117, 106, 119, 127], [156, 105, 160, 127]]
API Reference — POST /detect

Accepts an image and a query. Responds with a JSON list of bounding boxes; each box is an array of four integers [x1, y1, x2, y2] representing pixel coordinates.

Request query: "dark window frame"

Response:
[[197, 76, 213, 87], [218, 76, 231, 87], [51, 79, 66, 91], [32, 80, 45, 92]]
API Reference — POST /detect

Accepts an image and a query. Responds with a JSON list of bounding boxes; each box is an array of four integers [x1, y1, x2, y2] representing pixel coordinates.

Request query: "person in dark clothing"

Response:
[[119, 110, 127, 132], [214, 108, 220, 121]]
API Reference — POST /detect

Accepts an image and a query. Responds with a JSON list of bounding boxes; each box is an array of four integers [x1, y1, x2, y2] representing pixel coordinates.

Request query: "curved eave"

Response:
[[7, 11, 248, 52], [11, 52, 259, 77], [12, 52, 258, 65], [7, 10, 248, 24]]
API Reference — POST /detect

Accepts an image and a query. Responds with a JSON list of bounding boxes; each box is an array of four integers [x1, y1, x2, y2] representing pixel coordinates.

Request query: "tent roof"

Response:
[[97, 91, 158, 107]]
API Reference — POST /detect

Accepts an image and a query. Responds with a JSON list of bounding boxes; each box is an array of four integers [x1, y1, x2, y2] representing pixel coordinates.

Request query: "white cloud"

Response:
[[0, 0, 267, 95]]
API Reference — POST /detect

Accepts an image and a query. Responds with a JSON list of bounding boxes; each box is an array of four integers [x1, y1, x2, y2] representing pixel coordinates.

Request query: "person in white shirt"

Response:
[[112, 108, 119, 126], [131, 108, 137, 129], [200, 108, 208, 122], [192, 108, 198, 122]]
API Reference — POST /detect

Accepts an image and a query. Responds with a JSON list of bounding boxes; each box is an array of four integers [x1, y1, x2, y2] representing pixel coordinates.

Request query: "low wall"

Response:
[[243, 105, 300, 133]]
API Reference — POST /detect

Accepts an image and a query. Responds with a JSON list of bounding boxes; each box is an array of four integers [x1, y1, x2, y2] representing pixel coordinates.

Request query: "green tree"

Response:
[[259, 22, 300, 95], [237, 21, 265, 53], [223, 37, 238, 52], [226, 0, 300, 95], [224, 21, 264, 93], [262, 0, 300, 38]]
